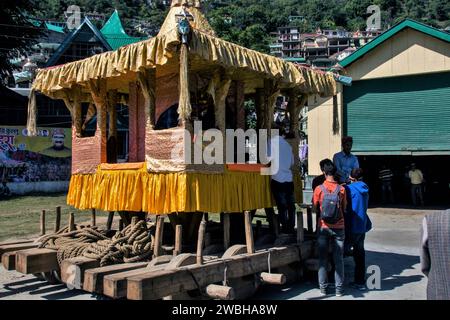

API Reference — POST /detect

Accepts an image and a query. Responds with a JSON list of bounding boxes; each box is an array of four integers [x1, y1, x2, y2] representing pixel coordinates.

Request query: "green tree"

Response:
[[0, 0, 43, 82]]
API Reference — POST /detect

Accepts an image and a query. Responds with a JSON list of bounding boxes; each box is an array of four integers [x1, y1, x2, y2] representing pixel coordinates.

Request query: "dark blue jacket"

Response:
[[345, 181, 372, 234]]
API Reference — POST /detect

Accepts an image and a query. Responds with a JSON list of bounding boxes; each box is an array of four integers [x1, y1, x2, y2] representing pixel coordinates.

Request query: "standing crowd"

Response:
[[269, 131, 371, 297]]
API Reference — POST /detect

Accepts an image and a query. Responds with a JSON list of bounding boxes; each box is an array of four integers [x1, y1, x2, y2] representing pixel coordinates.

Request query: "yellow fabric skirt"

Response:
[[67, 165, 303, 214]]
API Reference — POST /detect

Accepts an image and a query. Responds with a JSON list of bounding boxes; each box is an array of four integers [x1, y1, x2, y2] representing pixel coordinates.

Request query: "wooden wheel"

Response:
[[147, 255, 173, 268], [221, 245, 247, 259]]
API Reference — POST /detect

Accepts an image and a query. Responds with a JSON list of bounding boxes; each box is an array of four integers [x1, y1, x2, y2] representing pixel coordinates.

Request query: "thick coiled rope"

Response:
[[38, 221, 155, 267]]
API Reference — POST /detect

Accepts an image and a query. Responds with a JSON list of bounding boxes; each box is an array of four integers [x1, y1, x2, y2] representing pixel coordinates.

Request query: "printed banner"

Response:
[[0, 126, 72, 183]]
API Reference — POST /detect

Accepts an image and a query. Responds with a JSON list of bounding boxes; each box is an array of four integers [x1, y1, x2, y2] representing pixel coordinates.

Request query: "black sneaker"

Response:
[[336, 288, 344, 297], [349, 282, 366, 291], [320, 287, 328, 296]]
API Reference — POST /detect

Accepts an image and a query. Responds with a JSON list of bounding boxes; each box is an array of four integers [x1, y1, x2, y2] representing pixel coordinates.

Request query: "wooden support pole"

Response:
[[296, 210, 304, 244], [119, 219, 124, 231], [55, 206, 61, 233], [256, 220, 262, 239], [235, 81, 246, 129], [40, 210, 46, 236], [196, 220, 206, 265], [174, 225, 182, 257], [91, 209, 96, 227], [68, 212, 75, 232], [153, 216, 165, 258], [137, 69, 156, 130], [306, 207, 313, 233], [244, 211, 255, 254], [260, 272, 286, 285], [205, 284, 235, 300], [88, 79, 108, 164], [106, 212, 114, 231], [223, 213, 230, 250], [272, 214, 279, 237]]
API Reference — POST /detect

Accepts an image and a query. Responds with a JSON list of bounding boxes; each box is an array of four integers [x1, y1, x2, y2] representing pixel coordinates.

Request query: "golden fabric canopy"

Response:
[[32, 6, 336, 99]]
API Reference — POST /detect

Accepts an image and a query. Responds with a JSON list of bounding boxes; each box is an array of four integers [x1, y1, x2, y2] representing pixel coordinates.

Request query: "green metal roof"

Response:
[[340, 19, 450, 68], [45, 22, 65, 34], [100, 10, 147, 50]]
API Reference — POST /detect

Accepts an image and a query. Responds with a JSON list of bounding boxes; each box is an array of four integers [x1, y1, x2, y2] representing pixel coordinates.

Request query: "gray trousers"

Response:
[[318, 227, 345, 291]]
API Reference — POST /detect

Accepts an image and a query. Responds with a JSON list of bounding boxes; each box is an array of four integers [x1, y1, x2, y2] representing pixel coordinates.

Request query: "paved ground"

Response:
[[0, 207, 441, 300], [254, 207, 436, 300]]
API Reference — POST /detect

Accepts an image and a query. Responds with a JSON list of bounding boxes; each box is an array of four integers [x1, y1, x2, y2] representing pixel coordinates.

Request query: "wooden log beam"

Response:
[[223, 213, 230, 250], [0, 243, 38, 257], [91, 209, 96, 227], [244, 211, 255, 254], [127, 243, 311, 300], [0, 240, 34, 247], [173, 225, 182, 257], [40, 210, 46, 236], [83, 262, 148, 294], [260, 272, 286, 285], [2, 251, 17, 270], [60, 257, 100, 290], [205, 284, 235, 300], [196, 220, 206, 265], [103, 266, 165, 299], [68, 212, 75, 232], [153, 216, 165, 258], [15, 248, 58, 274], [55, 206, 61, 232], [106, 212, 114, 231]]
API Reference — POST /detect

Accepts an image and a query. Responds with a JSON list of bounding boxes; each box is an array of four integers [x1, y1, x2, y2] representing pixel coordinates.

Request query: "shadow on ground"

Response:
[[253, 250, 424, 300], [0, 275, 101, 300]]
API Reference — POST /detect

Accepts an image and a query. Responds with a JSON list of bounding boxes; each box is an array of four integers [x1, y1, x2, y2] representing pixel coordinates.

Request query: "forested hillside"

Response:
[[33, 0, 450, 53]]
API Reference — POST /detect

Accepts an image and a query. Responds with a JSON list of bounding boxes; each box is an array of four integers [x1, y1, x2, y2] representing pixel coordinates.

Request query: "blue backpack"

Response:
[[320, 184, 342, 224]]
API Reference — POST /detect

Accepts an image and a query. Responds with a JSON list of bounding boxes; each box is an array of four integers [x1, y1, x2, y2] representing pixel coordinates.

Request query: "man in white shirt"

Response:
[[268, 126, 295, 234]]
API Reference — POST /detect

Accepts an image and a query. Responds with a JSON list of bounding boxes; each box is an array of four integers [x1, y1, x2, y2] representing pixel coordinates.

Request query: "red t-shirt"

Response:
[[313, 180, 346, 229]]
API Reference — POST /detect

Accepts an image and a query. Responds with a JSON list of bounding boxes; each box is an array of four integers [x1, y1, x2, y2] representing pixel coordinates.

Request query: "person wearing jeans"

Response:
[[271, 179, 296, 234], [313, 160, 347, 296], [318, 227, 345, 294], [345, 168, 372, 290], [269, 125, 296, 234]]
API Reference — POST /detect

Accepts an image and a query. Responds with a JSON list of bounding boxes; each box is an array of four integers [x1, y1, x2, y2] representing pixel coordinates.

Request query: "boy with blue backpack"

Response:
[[345, 168, 372, 290], [313, 160, 347, 296]]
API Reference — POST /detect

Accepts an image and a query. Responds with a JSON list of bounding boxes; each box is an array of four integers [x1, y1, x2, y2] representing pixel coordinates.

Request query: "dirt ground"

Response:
[[0, 207, 444, 300]]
